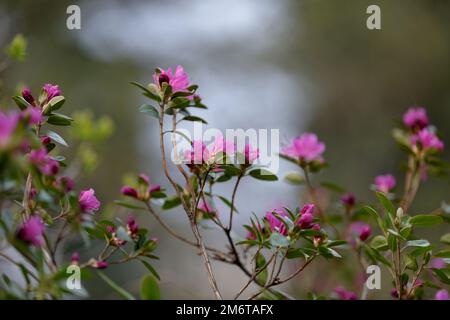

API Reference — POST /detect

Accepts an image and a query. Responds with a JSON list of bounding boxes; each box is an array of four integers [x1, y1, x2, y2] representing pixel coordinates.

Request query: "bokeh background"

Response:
[[0, 0, 449, 299]]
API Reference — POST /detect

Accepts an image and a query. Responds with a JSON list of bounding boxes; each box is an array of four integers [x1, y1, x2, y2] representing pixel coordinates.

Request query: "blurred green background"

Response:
[[0, 0, 449, 299]]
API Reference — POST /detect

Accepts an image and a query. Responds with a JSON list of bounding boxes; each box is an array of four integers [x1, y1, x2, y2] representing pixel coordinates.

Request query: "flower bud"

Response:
[[120, 186, 139, 199]]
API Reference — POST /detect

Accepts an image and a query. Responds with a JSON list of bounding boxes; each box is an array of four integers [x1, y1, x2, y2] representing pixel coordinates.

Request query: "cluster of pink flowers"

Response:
[[121, 173, 161, 201], [28, 147, 60, 176], [281, 133, 325, 163], [22, 83, 62, 106]]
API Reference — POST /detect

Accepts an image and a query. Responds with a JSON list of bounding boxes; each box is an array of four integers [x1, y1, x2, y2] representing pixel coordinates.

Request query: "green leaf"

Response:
[[249, 169, 278, 181], [98, 272, 136, 300], [405, 239, 431, 248], [375, 191, 396, 218], [130, 81, 161, 102], [43, 96, 65, 115], [113, 200, 146, 210], [162, 196, 182, 210], [140, 275, 160, 300], [180, 116, 207, 124], [431, 268, 450, 285], [269, 233, 289, 248], [139, 104, 159, 119], [140, 260, 160, 280], [47, 113, 73, 126], [440, 233, 450, 245], [435, 250, 450, 259], [284, 172, 304, 185], [326, 240, 347, 248], [216, 195, 238, 213], [12, 95, 31, 110], [410, 214, 443, 227], [168, 97, 190, 109], [318, 246, 341, 259], [47, 130, 68, 147], [370, 235, 388, 250], [363, 245, 391, 267], [255, 253, 268, 285]]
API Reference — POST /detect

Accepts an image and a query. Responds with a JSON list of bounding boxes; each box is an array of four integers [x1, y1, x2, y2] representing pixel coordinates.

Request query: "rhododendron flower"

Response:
[[22, 87, 35, 105], [410, 128, 444, 152], [127, 216, 139, 238], [435, 289, 449, 300], [334, 287, 357, 300], [153, 65, 190, 93], [374, 174, 396, 193], [23, 107, 43, 125], [281, 133, 325, 162], [265, 209, 288, 235], [184, 135, 235, 165], [198, 199, 218, 217], [430, 258, 446, 269], [121, 186, 139, 199], [93, 261, 108, 269], [244, 143, 260, 163], [17, 216, 46, 247], [403, 107, 428, 130], [348, 222, 371, 243], [28, 148, 59, 176], [43, 83, 62, 101], [0, 111, 18, 147], [79, 188, 100, 213], [296, 204, 315, 229], [341, 193, 355, 208]]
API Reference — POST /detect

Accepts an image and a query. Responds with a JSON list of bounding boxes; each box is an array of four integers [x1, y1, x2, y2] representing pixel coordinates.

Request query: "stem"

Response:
[[227, 173, 243, 231]]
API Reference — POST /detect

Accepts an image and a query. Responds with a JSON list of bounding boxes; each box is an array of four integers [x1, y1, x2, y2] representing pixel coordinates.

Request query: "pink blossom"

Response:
[[281, 133, 325, 162], [0, 111, 18, 147], [94, 261, 108, 269], [435, 289, 449, 300], [138, 173, 150, 185], [121, 186, 139, 199], [127, 216, 139, 238], [22, 87, 35, 105], [334, 286, 357, 300], [296, 204, 315, 229], [28, 148, 59, 176], [244, 143, 260, 163], [184, 135, 235, 165], [198, 199, 218, 216], [71, 252, 80, 264], [153, 65, 190, 93], [374, 174, 396, 193], [430, 258, 446, 269], [42, 83, 61, 101], [150, 184, 161, 193], [265, 209, 288, 235], [410, 128, 444, 152], [22, 107, 43, 125], [403, 107, 429, 130], [348, 222, 371, 242], [17, 216, 46, 247], [59, 176, 75, 192], [341, 193, 356, 208], [79, 188, 101, 213], [41, 158, 59, 176]]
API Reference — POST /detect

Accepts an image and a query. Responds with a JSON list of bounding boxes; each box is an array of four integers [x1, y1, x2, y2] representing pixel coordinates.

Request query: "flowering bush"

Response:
[[1, 60, 448, 300]]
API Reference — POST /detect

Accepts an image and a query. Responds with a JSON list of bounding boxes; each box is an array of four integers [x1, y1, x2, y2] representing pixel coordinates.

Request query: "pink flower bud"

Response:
[[17, 216, 46, 247], [120, 186, 139, 199]]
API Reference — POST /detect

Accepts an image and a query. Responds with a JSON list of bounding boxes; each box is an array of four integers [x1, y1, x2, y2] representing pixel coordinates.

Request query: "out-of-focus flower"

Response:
[[28, 147, 59, 176], [198, 199, 218, 217], [79, 188, 100, 213], [184, 135, 235, 165], [391, 288, 399, 298], [0, 111, 18, 148], [71, 252, 80, 265], [40, 136, 51, 145], [281, 133, 325, 162], [41, 158, 59, 176], [341, 193, 356, 208], [121, 186, 139, 199], [410, 128, 444, 152], [244, 143, 260, 163], [17, 216, 46, 247], [265, 209, 288, 235], [403, 107, 428, 130], [153, 65, 190, 93], [334, 287, 357, 300], [59, 176, 75, 192], [42, 83, 62, 101], [121, 173, 161, 201], [93, 261, 108, 269], [430, 258, 446, 269], [348, 222, 371, 243], [22, 107, 43, 125], [374, 174, 396, 194], [435, 289, 449, 300]]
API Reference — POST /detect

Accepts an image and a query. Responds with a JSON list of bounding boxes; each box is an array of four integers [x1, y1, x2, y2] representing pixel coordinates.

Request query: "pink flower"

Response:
[[265, 209, 288, 235], [28, 148, 59, 176], [121, 186, 139, 199], [281, 133, 325, 162], [22, 107, 43, 125], [244, 143, 260, 163], [296, 204, 315, 229], [59, 176, 75, 192], [150, 184, 161, 193], [153, 65, 190, 93], [410, 128, 444, 152], [41, 158, 60, 176], [403, 107, 428, 130], [94, 261, 108, 269], [334, 287, 357, 300], [184, 135, 235, 165], [22, 87, 35, 105], [79, 188, 101, 213], [0, 111, 18, 147], [198, 199, 218, 216], [42, 83, 62, 101], [71, 252, 80, 265], [246, 230, 257, 240], [17, 216, 46, 247], [435, 289, 449, 300], [341, 193, 356, 208], [127, 216, 139, 238], [374, 174, 396, 193], [348, 222, 371, 242], [430, 258, 446, 269]]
